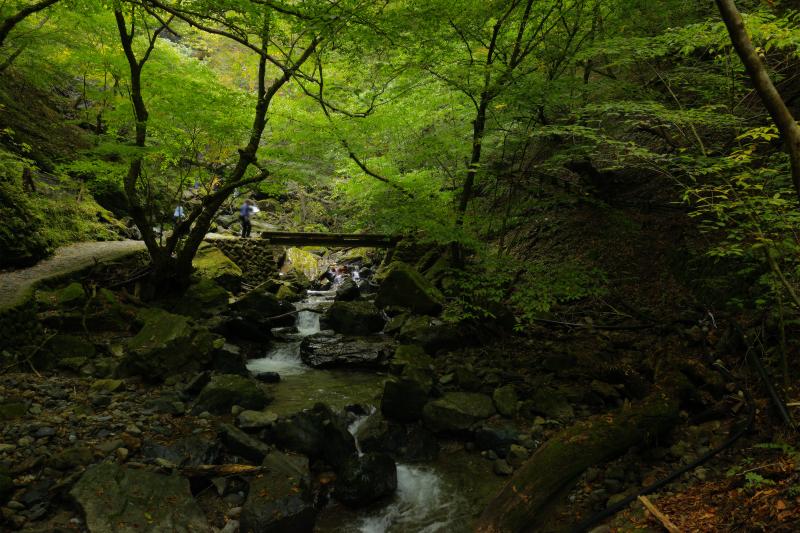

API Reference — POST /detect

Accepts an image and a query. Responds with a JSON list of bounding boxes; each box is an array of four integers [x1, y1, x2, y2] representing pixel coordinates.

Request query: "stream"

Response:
[[245, 288, 492, 532]]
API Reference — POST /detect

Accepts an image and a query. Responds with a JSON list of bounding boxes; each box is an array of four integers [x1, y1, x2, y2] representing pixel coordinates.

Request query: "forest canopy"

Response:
[[2, 0, 800, 321]]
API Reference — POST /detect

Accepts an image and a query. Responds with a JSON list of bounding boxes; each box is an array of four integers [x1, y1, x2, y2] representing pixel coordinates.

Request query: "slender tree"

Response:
[[716, 0, 800, 203], [113, 1, 322, 287]]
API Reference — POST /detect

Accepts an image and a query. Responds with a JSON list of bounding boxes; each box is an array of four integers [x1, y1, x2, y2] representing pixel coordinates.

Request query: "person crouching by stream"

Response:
[[239, 199, 253, 238]]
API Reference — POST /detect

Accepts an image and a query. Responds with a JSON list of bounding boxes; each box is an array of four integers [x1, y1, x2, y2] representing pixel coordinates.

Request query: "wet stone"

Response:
[[237, 410, 279, 430], [493, 459, 513, 476], [254, 371, 281, 383], [70, 462, 209, 532], [32, 427, 55, 438], [50, 446, 93, 470], [219, 424, 271, 463]]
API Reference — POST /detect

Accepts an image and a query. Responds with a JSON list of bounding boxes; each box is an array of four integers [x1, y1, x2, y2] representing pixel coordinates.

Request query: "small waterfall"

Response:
[[345, 409, 459, 533], [296, 309, 320, 336], [246, 343, 305, 376], [347, 406, 377, 456], [245, 292, 325, 376], [356, 465, 457, 533]]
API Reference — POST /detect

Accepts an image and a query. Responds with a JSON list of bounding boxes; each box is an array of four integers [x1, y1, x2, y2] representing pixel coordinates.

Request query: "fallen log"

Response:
[[475, 380, 685, 533]]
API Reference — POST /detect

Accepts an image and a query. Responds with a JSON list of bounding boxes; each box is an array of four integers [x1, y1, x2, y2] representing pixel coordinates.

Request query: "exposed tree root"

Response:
[[475, 377, 687, 533]]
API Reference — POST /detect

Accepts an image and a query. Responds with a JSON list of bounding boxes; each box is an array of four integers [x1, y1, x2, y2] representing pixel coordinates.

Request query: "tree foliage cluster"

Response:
[[2, 0, 800, 326]]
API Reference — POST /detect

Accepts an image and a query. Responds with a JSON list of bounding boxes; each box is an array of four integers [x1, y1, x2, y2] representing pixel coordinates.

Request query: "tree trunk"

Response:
[[716, 0, 800, 203], [0, 0, 60, 48], [456, 96, 489, 227], [475, 382, 683, 532]]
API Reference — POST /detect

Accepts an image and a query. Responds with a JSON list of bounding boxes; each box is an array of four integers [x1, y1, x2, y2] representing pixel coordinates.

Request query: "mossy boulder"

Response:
[[276, 283, 301, 302], [118, 308, 218, 381], [172, 279, 230, 318], [339, 247, 373, 263], [36, 282, 86, 309], [493, 385, 519, 418], [334, 453, 397, 507], [194, 374, 271, 414], [270, 403, 357, 469], [381, 378, 429, 422], [375, 261, 444, 315], [284, 247, 321, 281], [192, 243, 242, 292], [0, 400, 27, 420], [422, 392, 496, 433], [231, 285, 295, 321], [398, 315, 464, 353], [388, 344, 434, 393], [389, 344, 433, 374], [70, 463, 208, 532], [528, 387, 574, 421], [240, 451, 315, 533], [323, 300, 385, 335]]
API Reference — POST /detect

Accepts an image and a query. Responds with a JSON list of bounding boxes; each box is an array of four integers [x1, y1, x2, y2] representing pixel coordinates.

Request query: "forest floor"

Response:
[[0, 241, 145, 310]]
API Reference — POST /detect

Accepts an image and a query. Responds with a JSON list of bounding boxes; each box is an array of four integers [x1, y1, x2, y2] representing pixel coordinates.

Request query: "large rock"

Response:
[[381, 378, 429, 422], [398, 315, 464, 354], [335, 277, 360, 301], [389, 344, 435, 391], [269, 403, 356, 469], [375, 261, 444, 315], [172, 279, 230, 318], [389, 344, 433, 374], [219, 423, 271, 463], [283, 247, 321, 281], [141, 435, 221, 467], [422, 392, 496, 433], [231, 285, 295, 326], [220, 316, 273, 342], [240, 451, 316, 533], [193, 243, 242, 292], [354, 412, 402, 454], [237, 409, 279, 430], [493, 385, 518, 418], [194, 374, 271, 414], [335, 453, 397, 507], [528, 387, 574, 421], [210, 342, 249, 375], [300, 332, 394, 369], [474, 425, 521, 457], [119, 308, 218, 381], [70, 463, 208, 532], [354, 414, 438, 462], [276, 283, 302, 302], [323, 300, 384, 335]]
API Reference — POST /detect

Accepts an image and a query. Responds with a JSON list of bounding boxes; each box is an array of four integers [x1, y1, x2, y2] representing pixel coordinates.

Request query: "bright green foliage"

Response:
[[3, 0, 800, 331], [0, 156, 50, 267]]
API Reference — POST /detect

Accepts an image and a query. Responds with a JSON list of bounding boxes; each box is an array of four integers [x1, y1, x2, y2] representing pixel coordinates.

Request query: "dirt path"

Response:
[[0, 240, 145, 310]]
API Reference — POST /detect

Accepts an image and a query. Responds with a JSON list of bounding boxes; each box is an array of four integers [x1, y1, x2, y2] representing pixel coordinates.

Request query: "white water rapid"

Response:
[[345, 411, 462, 533], [245, 291, 332, 376]]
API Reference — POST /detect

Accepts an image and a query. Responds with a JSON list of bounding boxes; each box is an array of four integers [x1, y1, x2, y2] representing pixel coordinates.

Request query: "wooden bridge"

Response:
[[259, 231, 400, 248]]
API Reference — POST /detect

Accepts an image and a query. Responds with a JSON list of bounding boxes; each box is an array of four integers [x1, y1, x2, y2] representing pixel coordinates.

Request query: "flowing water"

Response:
[[245, 288, 497, 532]]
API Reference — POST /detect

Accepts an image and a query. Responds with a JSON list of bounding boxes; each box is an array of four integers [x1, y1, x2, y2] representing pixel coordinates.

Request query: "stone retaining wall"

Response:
[[205, 239, 282, 286]]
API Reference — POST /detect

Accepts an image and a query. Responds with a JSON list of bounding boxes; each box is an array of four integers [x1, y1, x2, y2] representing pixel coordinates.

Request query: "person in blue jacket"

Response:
[[240, 200, 253, 238]]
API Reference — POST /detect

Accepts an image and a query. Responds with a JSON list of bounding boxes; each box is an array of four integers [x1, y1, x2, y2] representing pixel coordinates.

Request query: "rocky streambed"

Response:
[[0, 250, 515, 532], [1, 244, 727, 532]]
